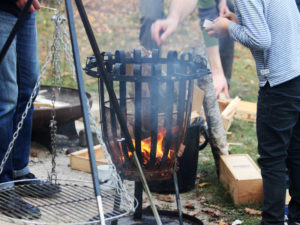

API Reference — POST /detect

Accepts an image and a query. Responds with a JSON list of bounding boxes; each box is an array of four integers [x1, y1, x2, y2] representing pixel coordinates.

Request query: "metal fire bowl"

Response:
[[32, 85, 93, 132], [117, 209, 204, 225], [122, 168, 174, 181]]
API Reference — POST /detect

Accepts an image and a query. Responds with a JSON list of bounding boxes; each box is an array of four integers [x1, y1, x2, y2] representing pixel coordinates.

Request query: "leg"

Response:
[[219, 35, 234, 86], [13, 12, 40, 177], [0, 12, 18, 186], [257, 77, 300, 225], [287, 115, 300, 223], [218, 0, 235, 86], [139, 0, 164, 50]]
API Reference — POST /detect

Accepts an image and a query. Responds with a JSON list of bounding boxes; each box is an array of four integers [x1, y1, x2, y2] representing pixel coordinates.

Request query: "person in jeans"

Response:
[[0, 0, 59, 220], [140, 0, 234, 98], [205, 0, 300, 224]]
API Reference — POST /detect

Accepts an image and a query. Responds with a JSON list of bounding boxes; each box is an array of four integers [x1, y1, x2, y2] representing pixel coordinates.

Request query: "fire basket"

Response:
[[85, 49, 210, 181]]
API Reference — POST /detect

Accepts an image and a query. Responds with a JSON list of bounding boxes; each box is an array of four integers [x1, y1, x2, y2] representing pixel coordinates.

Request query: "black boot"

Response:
[[0, 188, 41, 220], [14, 173, 61, 198]]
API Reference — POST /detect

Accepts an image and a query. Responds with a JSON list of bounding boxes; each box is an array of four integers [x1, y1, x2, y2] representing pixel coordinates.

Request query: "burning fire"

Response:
[[130, 127, 174, 165]]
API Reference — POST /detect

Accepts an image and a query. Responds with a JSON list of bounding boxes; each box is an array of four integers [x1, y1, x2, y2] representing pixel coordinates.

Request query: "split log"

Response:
[[196, 74, 229, 176]]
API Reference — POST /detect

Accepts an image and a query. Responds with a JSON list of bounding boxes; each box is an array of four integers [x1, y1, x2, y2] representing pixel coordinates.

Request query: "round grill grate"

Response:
[[0, 179, 133, 225]]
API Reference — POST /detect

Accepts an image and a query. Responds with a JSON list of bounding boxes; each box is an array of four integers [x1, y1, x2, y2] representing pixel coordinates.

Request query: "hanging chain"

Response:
[[0, 49, 52, 176], [0, 3, 76, 179], [48, 10, 74, 182], [87, 99, 135, 212]]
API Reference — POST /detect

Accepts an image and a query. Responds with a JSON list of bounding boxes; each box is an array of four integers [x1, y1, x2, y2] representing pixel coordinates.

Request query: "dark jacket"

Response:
[[296, 0, 300, 12], [0, 0, 21, 17]]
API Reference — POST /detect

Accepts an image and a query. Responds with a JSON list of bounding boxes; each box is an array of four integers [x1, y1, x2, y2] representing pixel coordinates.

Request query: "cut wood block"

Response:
[[192, 85, 205, 117], [220, 154, 263, 205], [218, 97, 240, 131], [69, 145, 107, 173], [235, 100, 257, 122], [218, 98, 257, 124]]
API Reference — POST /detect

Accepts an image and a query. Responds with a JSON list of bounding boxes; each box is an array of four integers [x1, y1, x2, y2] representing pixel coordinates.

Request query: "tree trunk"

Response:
[[197, 75, 229, 176]]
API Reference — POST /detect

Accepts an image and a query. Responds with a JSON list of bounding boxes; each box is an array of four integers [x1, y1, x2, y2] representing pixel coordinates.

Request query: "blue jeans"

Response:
[[139, 0, 164, 50], [257, 76, 300, 225], [0, 11, 39, 186]]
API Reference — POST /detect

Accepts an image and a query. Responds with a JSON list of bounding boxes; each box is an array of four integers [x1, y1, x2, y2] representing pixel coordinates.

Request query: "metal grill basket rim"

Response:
[[0, 179, 135, 225]]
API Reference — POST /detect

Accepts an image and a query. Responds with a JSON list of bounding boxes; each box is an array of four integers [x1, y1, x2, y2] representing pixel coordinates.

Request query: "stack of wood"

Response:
[[218, 97, 257, 131]]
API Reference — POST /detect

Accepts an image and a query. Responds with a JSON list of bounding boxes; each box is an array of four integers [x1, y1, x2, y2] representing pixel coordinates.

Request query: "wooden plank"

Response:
[[220, 154, 263, 205], [222, 154, 261, 180], [217, 97, 240, 131], [218, 98, 257, 123], [191, 85, 205, 117], [221, 96, 240, 119], [69, 144, 107, 173], [235, 100, 257, 122]]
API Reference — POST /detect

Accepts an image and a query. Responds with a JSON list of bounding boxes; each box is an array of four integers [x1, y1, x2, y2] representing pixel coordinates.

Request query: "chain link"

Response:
[[0, 4, 76, 179], [87, 98, 135, 212], [0, 48, 52, 176], [48, 9, 76, 182]]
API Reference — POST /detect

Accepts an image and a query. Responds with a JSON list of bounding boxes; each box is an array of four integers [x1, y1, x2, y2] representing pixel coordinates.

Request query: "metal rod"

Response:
[[72, 0, 162, 224], [148, 64, 160, 168], [134, 64, 143, 162], [119, 63, 129, 166], [161, 53, 175, 166], [173, 171, 184, 225], [64, 1, 105, 224], [133, 151, 162, 225], [133, 181, 143, 219], [113, 63, 130, 163], [99, 77, 107, 141], [0, 0, 34, 65]]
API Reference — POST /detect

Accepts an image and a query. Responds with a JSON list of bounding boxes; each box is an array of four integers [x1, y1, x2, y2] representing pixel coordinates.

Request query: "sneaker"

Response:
[[0, 188, 41, 220], [14, 173, 61, 198]]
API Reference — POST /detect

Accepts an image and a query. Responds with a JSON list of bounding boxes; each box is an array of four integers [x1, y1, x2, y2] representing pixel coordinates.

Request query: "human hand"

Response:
[[212, 72, 230, 98], [205, 17, 231, 38], [151, 18, 179, 46], [16, 0, 41, 13], [223, 12, 238, 23], [217, 0, 230, 16]]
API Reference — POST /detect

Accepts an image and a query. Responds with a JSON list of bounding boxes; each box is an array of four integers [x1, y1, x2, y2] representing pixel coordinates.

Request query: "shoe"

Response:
[[0, 188, 41, 220], [14, 173, 61, 198]]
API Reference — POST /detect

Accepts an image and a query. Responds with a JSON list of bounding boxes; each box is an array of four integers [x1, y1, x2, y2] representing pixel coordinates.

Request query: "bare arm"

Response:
[[168, 0, 198, 23], [206, 45, 230, 98], [217, 0, 230, 16], [151, 0, 197, 46]]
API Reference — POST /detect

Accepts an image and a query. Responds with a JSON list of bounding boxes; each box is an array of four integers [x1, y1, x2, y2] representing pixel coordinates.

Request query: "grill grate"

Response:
[[0, 179, 133, 225]]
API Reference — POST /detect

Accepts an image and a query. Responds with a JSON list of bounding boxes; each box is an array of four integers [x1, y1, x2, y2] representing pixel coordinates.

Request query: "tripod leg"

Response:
[[173, 171, 184, 225]]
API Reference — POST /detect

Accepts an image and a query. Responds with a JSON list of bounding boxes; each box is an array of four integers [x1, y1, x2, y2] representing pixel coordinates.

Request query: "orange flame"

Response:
[[130, 127, 174, 165]]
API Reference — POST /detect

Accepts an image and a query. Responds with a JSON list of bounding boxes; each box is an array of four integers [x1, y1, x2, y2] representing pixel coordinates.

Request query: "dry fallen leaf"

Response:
[[219, 221, 229, 225], [156, 194, 174, 203], [186, 210, 201, 217], [202, 208, 223, 218], [245, 207, 262, 215], [198, 182, 213, 187], [184, 202, 195, 210]]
